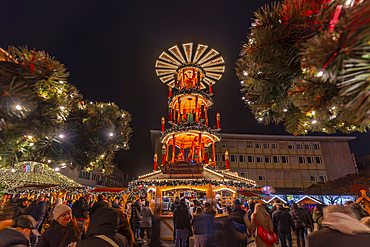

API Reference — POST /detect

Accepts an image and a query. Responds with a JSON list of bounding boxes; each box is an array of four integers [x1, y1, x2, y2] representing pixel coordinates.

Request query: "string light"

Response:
[[312, 120, 317, 124], [283, 109, 287, 112], [244, 71, 248, 76], [15, 105, 22, 110], [55, 167, 60, 171], [317, 71, 323, 77], [11, 168, 15, 173], [59, 134, 64, 138], [60, 106, 65, 110], [109, 133, 114, 137]]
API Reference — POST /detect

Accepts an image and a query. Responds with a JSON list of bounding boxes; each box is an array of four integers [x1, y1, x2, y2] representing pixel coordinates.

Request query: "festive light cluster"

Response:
[[168, 88, 213, 106], [160, 122, 221, 142], [236, 0, 370, 135]]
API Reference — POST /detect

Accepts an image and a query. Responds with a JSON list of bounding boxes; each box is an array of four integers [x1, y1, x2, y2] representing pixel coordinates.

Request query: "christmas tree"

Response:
[[236, 0, 370, 135], [0, 47, 132, 173]]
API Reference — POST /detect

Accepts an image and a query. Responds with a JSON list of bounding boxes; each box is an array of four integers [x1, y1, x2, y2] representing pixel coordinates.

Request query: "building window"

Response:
[[290, 155, 298, 164], [221, 141, 228, 148], [230, 154, 237, 162], [310, 170, 318, 182], [256, 156, 263, 163], [240, 170, 248, 178], [215, 143, 220, 148], [271, 142, 279, 149], [279, 141, 287, 149], [301, 170, 310, 182], [275, 170, 283, 181], [239, 154, 246, 162], [247, 155, 254, 163], [273, 155, 280, 163], [296, 143, 303, 150], [263, 142, 270, 149], [288, 142, 295, 149], [307, 156, 314, 164], [315, 156, 323, 164], [216, 154, 220, 162], [229, 140, 237, 148], [319, 176, 327, 182], [255, 142, 262, 149], [281, 155, 289, 164], [318, 170, 327, 182], [264, 155, 272, 163], [298, 156, 306, 164], [258, 169, 266, 181], [246, 141, 253, 149], [313, 142, 320, 150], [237, 141, 245, 148], [304, 143, 312, 150], [311, 176, 318, 182], [266, 169, 274, 181], [222, 154, 225, 162], [284, 170, 292, 181]]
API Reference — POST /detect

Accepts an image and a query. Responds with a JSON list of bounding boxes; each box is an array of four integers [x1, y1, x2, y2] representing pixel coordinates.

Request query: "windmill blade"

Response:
[[182, 43, 193, 63], [158, 51, 182, 65], [193, 44, 208, 63], [168, 45, 186, 64], [201, 56, 225, 67], [197, 48, 219, 65], [155, 60, 178, 69]]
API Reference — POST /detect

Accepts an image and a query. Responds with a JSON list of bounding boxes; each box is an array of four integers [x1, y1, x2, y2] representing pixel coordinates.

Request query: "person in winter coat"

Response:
[[312, 204, 325, 231], [0, 215, 41, 247], [112, 198, 122, 209], [140, 200, 153, 243], [117, 209, 135, 247], [72, 194, 91, 222], [192, 207, 208, 247], [272, 204, 294, 247], [36, 204, 85, 247], [131, 199, 142, 240], [30, 195, 47, 247], [250, 203, 275, 247], [13, 197, 29, 219], [77, 207, 129, 247], [171, 196, 180, 241], [204, 202, 216, 217], [89, 194, 108, 217], [247, 201, 255, 222], [173, 198, 191, 247], [228, 199, 250, 247], [289, 203, 307, 247], [306, 205, 370, 247]]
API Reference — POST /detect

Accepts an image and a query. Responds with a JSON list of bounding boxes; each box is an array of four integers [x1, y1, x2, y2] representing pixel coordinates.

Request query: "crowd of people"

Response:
[[1, 193, 370, 247]]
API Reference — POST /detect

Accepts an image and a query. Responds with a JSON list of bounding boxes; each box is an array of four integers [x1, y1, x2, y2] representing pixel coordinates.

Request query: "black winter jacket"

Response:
[[89, 199, 109, 217], [30, 201, 47, 222], [36, 219, 85, 247], [72, 197, 88, 220], [13, 204, 27, 219], [77, 207, 129, 247], [173, 203, 191, 229], [131, 201, 142, 228], [0, 228, 29, 247], [272, 208, 294, 233], [289, 204, 306, 229], [192, 214, 209, 235]]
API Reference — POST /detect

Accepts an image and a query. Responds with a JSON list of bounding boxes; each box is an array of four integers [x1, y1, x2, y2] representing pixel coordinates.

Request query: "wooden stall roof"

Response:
[[296, 196, 324, 205], [89, 187, 127, 193], [264, 195, 287, 204]]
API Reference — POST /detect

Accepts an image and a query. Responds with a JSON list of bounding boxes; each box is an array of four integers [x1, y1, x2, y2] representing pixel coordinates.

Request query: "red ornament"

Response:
[[241, 188, 244, 191]]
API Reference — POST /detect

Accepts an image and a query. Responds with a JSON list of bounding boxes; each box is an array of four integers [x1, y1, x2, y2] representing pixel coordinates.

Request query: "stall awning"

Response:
[[89, 187, 127, 193], [296, 196, 324, 205]]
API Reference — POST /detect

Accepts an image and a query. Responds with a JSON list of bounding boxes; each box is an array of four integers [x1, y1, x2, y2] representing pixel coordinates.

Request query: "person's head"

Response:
[[44, 196, 49, 202], [249, 201, 255, 210], [85, 194, 91, 201], [175, 196, 180, 203], [145, 200, 150, 207], [254, 203, 270, 223], [13, 215, 40, 239], [234, 199, 241, 207], [180, 198, 186, 204], [345, 201, 354, 207], [195, 206, 203, 215], [54, 204, 72, 227], [20, 197, 29, 206], [55, 198, 63, 206], [97, 194, 104, 200], [37, 195, 44, 202], [361, 216, 370, 228], [276, 203, 283, 210], [205, 202, 211, 208]]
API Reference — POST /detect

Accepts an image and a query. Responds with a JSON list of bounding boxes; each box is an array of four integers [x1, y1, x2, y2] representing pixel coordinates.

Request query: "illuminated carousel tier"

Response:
[[155, 43, 225, 89], [168, 88, 213, 108], [160, 122, 220, 148]]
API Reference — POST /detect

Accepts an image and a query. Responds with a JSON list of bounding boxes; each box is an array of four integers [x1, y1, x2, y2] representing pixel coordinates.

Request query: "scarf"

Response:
[[323, 212, 370, 235]]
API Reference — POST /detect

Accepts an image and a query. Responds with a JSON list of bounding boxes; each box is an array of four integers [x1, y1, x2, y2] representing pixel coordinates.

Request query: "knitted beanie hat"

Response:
[[53, 204, 72, 220]]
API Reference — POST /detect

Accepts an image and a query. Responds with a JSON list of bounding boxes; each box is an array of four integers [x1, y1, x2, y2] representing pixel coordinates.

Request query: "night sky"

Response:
[[1, 1, 369, 178]]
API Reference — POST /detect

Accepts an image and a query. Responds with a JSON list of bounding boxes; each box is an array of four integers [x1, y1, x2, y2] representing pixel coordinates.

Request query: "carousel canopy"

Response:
[[0, 161, 82, 188]]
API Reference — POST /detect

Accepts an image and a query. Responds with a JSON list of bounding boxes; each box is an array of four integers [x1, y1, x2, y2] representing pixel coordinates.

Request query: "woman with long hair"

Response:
[[192, 206, 207, 247], [36, 204, 85, 247], [250, 203, 275, 247]]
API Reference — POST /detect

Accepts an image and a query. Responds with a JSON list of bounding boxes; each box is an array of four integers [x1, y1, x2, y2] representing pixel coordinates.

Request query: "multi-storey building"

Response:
[[151, 130, 356, 194], [59, 166, 129, 187]]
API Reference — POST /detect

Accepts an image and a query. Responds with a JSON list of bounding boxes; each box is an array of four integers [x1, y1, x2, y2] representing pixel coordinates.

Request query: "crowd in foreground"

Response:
[[1, 193, 370, 247]]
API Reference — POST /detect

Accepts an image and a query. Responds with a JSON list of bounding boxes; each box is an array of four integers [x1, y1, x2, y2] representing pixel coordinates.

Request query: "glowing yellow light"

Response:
[[16, 105, 22, 110]]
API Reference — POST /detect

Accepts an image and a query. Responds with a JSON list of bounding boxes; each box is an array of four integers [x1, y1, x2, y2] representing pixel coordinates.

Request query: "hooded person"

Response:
[[36, 204, 85, 247], [0, 215, 41, 247], [77, 207, 129, 247], [306, 205, 370, 247], [171, 196, 181, 242]]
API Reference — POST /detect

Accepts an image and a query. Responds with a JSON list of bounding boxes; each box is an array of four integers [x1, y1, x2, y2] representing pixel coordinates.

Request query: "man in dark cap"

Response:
[[0, 215, 41, 247]]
